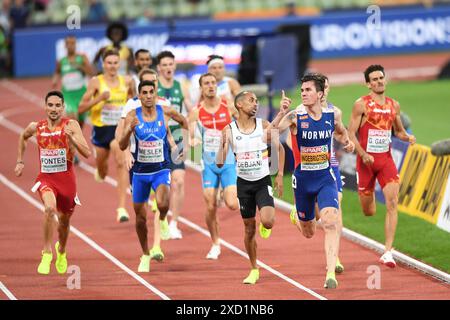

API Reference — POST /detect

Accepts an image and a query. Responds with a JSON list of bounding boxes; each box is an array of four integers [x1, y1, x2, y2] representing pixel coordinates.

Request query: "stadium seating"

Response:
[[18, 0, 450, 25]]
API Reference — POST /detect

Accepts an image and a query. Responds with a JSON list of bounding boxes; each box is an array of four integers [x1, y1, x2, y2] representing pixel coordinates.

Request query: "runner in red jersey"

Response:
[[15, 91, 91, 275], [348, 65, 415, 268]]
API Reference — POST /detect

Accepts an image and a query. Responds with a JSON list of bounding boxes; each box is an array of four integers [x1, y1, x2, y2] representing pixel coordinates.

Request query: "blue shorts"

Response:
[[131, 169, 171, 203], [92, 125, 116, 149], [292, 169, 339, 222], [331, 165, 343, 193], [202, 162, 236, 189]]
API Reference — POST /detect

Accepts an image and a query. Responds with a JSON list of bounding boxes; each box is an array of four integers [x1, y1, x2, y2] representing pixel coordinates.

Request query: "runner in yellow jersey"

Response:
[[79, 49, 135, 222]]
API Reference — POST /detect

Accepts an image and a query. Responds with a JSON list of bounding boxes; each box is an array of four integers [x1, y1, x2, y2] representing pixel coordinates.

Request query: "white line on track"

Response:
[[0, 173, 170, 300], [0, 81, 328, 300], [0, 281, 18, 300]]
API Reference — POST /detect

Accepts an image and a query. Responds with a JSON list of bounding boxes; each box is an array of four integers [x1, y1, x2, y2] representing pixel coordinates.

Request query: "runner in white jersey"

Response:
[[217, 91, 287, 285]]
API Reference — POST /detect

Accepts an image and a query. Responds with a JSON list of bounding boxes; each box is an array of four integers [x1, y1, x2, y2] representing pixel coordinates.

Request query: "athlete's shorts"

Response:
[[292, 169, 339, 222], [63, 88, 87, 122], [237, 176, 274, 219], [34, 169, 78, 215], [131, 169, 171, 203], [356, 154, 399, 195], [92, 125, 117, 149], [331, 165, 343, 193], [170, 160, 185, 171], [202, 162, 237, 189]]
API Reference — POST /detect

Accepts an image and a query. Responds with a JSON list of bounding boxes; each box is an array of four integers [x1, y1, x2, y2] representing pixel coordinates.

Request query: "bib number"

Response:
[[367, 129, 391, 153], [300, 145, 329, 171], [40, 148, 67, 173], [137, 140, 164, 163], [101, 105, 122, 125], [203, 129, 222, 153]]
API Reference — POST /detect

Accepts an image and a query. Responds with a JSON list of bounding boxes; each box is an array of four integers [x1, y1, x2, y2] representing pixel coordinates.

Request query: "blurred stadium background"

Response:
[[1, 0, 449, 272]]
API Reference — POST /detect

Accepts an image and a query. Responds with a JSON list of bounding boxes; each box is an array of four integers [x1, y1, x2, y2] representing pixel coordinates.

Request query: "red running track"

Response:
[[0, 78, 449, 300]]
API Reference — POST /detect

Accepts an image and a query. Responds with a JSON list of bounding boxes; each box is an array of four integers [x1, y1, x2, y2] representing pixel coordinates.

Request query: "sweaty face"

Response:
[[157, 57, 175, 80], [135, 52, 152, 71], [200, 76, 217, 99], [139, 85, 156, 108], [208, 62, 225, 82], [45, 96, 64, 121], [301, 81, 321, 107], [367, 70, 386, 94], [65, 37, 76, 55], [238, 93, 258, 117], [103, 54, 120, 75]]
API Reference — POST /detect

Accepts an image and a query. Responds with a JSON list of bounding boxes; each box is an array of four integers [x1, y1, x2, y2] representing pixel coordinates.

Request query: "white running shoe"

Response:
[[206, 244, 221, 260], [169, 222, 183, 240], [379, 250, 396, 268]]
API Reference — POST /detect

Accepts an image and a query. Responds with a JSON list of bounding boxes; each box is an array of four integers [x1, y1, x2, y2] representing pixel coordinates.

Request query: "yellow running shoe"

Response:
[[335, 257, 344, 274], [243, 268, 260, 284], [94, 168, 104, 183], [55, 242, 67, 274], [151, 198, 158, 213], [37, 251, 53, 275], [138, 254, 151, 272], [116, 207, 129, 223], [259, 222, 271, 239], [160, 218, 170, 240], [324, 272, 338, 289], [290, 206, 297, 225], [150, 246, 164, 262]]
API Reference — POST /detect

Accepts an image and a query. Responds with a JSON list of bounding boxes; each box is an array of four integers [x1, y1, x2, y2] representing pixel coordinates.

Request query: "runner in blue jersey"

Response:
[[276, 74, 354, 289], [119, 80, 188, 272]]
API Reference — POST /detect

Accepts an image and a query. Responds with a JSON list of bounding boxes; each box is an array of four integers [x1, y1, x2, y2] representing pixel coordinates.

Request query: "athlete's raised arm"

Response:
[[65, 120, 91, 159], [15, 122, 37, 177]]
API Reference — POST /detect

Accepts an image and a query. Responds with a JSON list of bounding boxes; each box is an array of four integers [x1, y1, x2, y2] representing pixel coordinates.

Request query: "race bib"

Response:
[[203, 129, 222, 153], [236, 150, 269, 179], [137, 140, 164, 163], [62, 71, 85, 91], [300, 145, 329, 171], [101, 105, 122, 125], [40, 148, 67, 173], [367, 129, 391, 153]]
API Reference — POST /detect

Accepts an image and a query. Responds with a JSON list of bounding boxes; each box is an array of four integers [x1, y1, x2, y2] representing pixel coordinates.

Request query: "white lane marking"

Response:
[[0, 281, 18, 300]]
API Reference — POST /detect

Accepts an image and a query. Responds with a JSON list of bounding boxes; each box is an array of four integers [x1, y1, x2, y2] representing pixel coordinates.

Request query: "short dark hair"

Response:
[[206, 54, 224, 65], [138, 68, 158, 82], [106, 22, 128, 41], [102, 48, 120, 61], [156, 51, 175, 65], [45, 90, 64, 103], [138, 80, 156, 94], [364, 64, 385, 82], [300, 73, 325, 93], [198, 72, 216, 86], [135, 49, 150, 59], [234, 91, 250, 108]]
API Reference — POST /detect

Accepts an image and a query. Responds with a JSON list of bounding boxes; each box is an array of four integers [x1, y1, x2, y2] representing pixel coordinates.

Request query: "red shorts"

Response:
[[34, 169, 78, 215], [356, 153, 399, 195]]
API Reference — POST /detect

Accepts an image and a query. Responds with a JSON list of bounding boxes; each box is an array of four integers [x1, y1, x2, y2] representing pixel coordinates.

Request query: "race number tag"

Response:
[[367, 129, 391, 153], [300, 145, 329, 171], [137, 140, 164, 163], [40, 149, 67, 173], [203, 129, 222, 153], [62, 72, 85, 91], [101, 105, 122, 125], [236, 150, 269, 179]]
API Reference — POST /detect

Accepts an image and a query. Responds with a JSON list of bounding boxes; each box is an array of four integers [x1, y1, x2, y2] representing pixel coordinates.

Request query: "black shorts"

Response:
[[237, 175, 274, 219], [91, 125, 117, 150]]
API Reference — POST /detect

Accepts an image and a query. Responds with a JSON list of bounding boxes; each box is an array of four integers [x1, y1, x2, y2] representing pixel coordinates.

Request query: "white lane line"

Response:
[[0, 84, 328, 300], [0, 281, 18, 300], [0, 174, 170, 301]]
